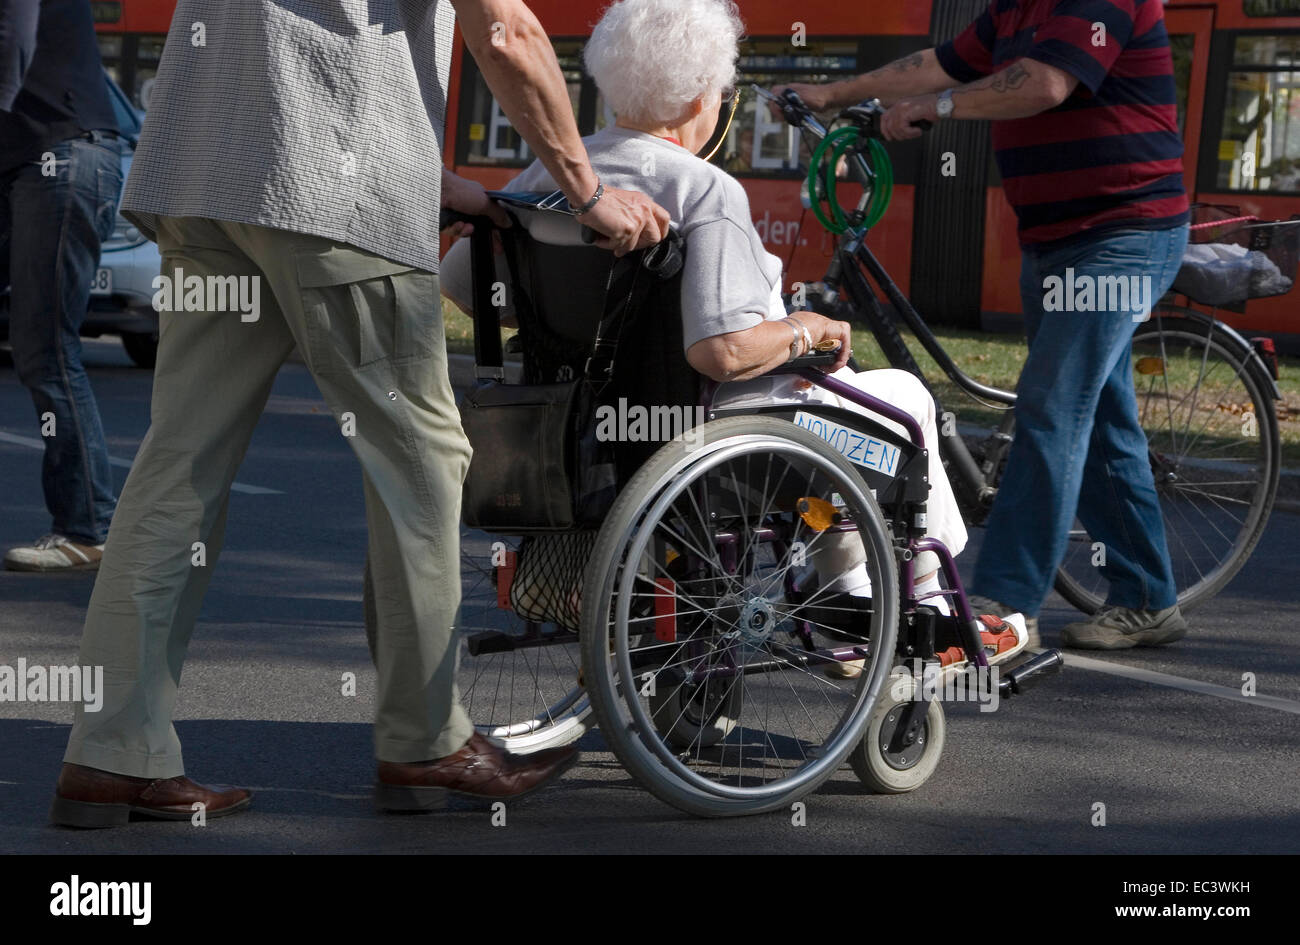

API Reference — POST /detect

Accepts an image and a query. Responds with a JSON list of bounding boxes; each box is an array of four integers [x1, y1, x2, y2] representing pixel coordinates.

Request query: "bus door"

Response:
[[1166, 6, 1217, 198]]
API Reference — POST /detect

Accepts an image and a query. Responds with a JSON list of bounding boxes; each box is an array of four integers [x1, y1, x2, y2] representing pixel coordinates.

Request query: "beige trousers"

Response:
[[63, 216, 474, 778]]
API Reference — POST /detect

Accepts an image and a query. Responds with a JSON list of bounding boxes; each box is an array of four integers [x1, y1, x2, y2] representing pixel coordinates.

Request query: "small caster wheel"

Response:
[[850, 672, 945, 793]]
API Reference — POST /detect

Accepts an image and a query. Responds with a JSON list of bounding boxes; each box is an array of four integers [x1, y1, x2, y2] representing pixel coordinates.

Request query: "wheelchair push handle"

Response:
[[568, 220, 683, 280], [442, 202, 683, 279], [439, 208, 490, 232]]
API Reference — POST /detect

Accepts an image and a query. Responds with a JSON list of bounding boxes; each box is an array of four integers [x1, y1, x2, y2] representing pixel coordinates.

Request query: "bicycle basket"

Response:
[[1173, 203, 1300, 305]]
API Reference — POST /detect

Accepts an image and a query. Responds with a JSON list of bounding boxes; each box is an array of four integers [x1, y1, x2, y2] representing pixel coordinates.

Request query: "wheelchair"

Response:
[[436, 194, 1064, 817]]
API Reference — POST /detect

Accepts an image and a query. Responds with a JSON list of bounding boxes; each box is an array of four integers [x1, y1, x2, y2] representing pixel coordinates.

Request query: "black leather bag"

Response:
[[460, 377, 615, 532], [457, 226, 683, 534]]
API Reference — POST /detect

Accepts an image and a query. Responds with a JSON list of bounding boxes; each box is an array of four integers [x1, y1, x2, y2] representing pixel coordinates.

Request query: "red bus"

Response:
[[95, 0, 1300, 342]]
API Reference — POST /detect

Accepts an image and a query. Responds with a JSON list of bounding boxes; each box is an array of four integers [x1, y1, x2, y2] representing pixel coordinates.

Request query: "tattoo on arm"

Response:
[[864, 51, 924, 82], [991, 62, 1031, 92], [892, 52, 924, 72], [955, 61, 1031, 96]]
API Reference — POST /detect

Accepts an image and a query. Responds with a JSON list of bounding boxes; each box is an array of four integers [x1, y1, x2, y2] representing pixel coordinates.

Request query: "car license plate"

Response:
[[792, 411, 900, 477], [89, 267, 112, 296]]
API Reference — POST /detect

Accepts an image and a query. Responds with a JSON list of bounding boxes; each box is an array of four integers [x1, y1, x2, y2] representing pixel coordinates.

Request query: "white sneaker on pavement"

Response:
[[4, 534, 105, 572]]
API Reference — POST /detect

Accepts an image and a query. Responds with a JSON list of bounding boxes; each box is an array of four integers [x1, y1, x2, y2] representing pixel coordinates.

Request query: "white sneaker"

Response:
[[4, 534, 105, 572]]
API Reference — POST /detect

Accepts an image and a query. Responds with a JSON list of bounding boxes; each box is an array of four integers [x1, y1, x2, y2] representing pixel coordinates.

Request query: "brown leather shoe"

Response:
[[375, 732, 579, 811], [50, 763, 252, 828]]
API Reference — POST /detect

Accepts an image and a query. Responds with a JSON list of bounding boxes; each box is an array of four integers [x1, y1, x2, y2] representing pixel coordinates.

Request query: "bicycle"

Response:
[[758, 86, 1287, 614]]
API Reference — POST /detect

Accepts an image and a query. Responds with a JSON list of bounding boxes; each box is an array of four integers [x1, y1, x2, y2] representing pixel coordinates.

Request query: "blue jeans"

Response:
[[1, 135, 122, 544], [972, 224, 1190, 615]]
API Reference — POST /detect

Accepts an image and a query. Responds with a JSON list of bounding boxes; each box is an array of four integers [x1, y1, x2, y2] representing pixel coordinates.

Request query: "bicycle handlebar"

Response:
[[752, 85, 931, 139], [751, 86, 891, 232]]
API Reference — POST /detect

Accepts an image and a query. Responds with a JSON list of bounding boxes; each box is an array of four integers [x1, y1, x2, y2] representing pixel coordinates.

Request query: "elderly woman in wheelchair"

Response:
[[436, 0, 1057, 817]]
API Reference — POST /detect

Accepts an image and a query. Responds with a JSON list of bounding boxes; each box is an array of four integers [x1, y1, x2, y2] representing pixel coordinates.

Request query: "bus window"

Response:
[[589, 38, 860, 174], [720, 39, 858, 177], [97, 34, 124, 88], [1243, 0, 1300, 15], [134, 35, 165, 110], [456, 40, 585, 168], [1216, 34, 1300, 193]]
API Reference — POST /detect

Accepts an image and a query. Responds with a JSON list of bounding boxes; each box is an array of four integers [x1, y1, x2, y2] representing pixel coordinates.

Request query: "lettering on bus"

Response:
[[1243, 0, 1300, 16], [752, 210, 805, 247]]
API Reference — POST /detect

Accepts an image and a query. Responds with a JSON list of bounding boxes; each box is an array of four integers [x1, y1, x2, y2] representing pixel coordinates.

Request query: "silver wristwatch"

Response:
[[936, 88, 955, 120]]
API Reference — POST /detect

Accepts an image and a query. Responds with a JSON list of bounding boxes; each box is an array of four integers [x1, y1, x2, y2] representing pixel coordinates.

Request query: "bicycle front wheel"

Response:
[[1053, 305, 1280, 613]]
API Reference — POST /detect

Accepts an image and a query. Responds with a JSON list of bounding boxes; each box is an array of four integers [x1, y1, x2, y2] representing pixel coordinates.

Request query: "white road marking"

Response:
[[1059, 651, 1300, 715], [0, 430, 283, 496]]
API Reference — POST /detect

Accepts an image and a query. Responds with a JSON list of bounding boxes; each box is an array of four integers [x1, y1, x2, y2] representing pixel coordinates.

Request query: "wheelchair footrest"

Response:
[[996, 649, 1064, 698]]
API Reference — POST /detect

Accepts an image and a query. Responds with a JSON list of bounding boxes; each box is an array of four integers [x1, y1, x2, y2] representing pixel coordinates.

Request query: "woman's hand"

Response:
[[793, 310, 853, 372], [686, 311, 853, 384]]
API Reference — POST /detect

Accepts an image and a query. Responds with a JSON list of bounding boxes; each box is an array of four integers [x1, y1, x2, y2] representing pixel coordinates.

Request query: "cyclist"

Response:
[[777, 0, 1191, 651]]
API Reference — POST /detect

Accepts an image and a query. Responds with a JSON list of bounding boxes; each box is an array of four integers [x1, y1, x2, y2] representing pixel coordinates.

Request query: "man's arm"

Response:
[[879, 58, 1078, 140], [775, 48, 956, 113], [0, 0, 40, 112], [450, 0, 669, 254]]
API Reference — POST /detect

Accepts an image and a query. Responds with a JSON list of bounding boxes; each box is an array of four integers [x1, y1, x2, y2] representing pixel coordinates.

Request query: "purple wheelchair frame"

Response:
[[695, 362, 992, 674]]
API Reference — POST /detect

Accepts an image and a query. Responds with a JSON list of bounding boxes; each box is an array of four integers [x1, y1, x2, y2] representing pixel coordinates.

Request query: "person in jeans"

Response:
[[779, 0, 1191, 650], [49, 0, 668, 829], [1, 0, 122, 572]]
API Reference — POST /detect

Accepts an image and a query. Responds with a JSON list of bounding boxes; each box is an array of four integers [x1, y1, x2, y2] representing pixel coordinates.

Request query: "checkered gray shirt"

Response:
[[122, 0, 456, 273]]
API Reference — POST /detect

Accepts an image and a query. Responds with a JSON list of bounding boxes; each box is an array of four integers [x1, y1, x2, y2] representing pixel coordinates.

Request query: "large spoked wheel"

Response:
[[648, 664, 744, 749], [1053, 305, 1280, 614], [580, 416, 900, 817], [849, 670, 946, 794], [365, 528, 591, 754]]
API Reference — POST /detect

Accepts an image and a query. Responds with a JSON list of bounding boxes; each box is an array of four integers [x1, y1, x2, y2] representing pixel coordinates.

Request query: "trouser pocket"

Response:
[[294, 247, 430, 376]]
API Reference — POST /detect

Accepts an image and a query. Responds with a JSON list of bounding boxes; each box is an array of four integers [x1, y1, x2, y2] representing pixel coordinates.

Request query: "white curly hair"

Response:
[[583, 0, 744, 126]]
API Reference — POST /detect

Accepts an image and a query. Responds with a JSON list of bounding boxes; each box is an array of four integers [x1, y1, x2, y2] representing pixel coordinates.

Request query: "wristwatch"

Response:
[[936, 88, 955, 120]]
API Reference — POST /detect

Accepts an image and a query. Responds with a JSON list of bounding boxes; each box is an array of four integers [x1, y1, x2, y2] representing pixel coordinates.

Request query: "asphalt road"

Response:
[[1, 338, 1297, 854]]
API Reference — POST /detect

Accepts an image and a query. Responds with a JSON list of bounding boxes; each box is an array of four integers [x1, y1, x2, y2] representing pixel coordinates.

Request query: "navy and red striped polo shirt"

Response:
[[935, 0, 1189, 246]]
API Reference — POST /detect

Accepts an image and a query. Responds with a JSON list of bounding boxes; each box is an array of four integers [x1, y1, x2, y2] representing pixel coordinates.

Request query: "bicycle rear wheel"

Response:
[[1053, 305, 1280, 613]]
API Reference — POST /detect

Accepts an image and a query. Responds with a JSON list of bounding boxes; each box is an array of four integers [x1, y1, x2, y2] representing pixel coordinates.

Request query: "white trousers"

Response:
[[713, 367, 968, 587]]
